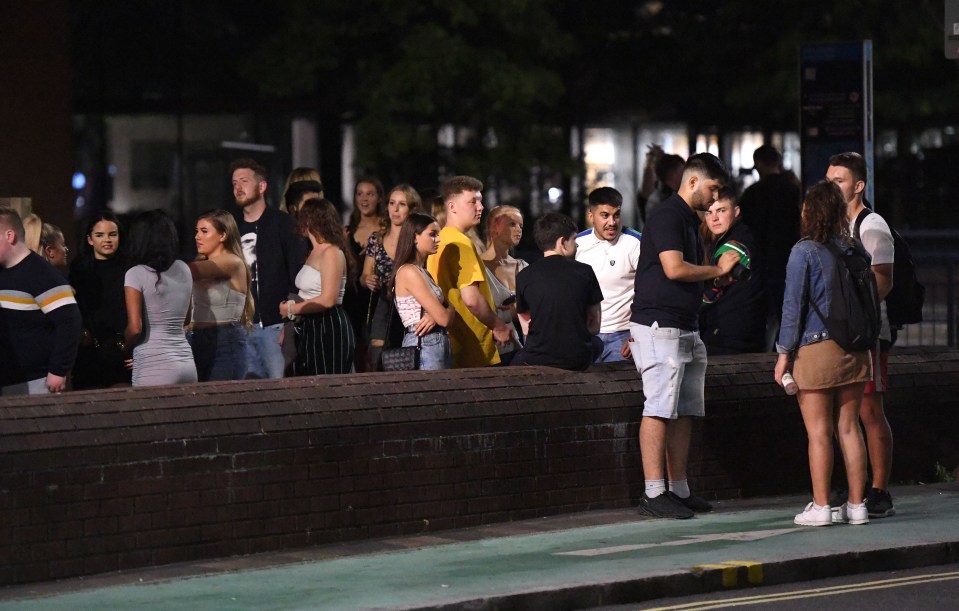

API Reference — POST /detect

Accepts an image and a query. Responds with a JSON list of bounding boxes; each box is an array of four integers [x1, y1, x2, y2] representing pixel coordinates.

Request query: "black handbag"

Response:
[[380, 304, 422, 371]]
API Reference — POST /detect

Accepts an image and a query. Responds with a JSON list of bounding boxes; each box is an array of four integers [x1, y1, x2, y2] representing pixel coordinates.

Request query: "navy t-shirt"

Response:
[[630, 192, 705, 331], [516, 255, 603, 370]]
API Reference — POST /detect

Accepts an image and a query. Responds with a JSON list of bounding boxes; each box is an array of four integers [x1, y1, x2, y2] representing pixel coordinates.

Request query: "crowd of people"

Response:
[[0, 148, 898, 524]]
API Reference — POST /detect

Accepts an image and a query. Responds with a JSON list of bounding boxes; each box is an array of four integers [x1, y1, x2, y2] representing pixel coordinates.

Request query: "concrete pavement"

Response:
[[1, 483, 957, 610]]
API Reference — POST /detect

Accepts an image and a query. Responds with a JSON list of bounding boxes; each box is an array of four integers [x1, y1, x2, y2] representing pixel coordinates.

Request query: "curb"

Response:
[[403, 540, 959, 611]]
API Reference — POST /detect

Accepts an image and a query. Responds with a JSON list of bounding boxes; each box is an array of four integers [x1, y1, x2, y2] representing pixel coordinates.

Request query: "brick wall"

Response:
[[2, 348, 957, 585]]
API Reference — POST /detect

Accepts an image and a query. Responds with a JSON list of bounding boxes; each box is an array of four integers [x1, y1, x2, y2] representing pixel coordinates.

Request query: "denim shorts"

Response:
[[402, 328, 452, 371], [595, 330, 630, 363], [629, 322, 707, 419]]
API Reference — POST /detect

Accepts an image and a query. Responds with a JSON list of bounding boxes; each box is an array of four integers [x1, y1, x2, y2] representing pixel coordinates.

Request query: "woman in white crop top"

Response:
[[283, 198, 356, 375], [187, 209, 253, 381], [390, 213, 456, 370]]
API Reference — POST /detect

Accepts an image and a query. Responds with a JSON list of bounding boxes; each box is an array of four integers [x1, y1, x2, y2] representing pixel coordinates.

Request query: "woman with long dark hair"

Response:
[[124, 209, 196, 387], [343, 177, 385, 371], [188, 209, 254, 381], [775, 180, 871, 526], [284, 198, 356, 375], [361, 184, 422, 368], [390, 213, 456, 370], [69, 210, 131, 388]]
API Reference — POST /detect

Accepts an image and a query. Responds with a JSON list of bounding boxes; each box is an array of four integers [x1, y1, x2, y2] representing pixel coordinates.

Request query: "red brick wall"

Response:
[[1, 348, 956, 585]]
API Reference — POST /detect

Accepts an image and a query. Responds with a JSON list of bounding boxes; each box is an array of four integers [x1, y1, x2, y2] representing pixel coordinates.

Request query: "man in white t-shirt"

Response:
[[575, 187, 642, 362], [827, 152, 896, 519]]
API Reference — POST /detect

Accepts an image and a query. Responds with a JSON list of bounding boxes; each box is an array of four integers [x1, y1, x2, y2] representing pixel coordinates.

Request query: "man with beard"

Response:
[[230, 158, 305, 379], [628, 153, 739, 519], [575, 187, 642, 362], [427, 176, 512, 368]]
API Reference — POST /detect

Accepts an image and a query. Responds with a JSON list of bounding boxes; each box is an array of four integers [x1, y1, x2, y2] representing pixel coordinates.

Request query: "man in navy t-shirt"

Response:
[[628, 153, 739, 519], [512, 213, 603, 371]]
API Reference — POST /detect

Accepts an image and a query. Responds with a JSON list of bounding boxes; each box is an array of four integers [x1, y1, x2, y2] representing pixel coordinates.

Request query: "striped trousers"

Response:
[[293, 305, 356, 376]]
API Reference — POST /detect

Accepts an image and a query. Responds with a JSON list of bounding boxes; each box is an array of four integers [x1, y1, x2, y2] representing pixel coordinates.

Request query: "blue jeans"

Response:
[[402, 329, 452, 370], [245, 323, 285, 379], [189, 323, 248, 382], [595, 330, 631, 363], [1, 377, 49, 395]]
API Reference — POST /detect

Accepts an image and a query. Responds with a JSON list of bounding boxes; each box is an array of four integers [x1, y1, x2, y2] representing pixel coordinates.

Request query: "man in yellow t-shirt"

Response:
[[427, 176, 513, 367]]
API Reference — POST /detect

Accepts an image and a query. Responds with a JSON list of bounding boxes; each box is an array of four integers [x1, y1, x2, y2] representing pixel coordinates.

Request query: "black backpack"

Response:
[[808, 240, 882, 352], [854, 209, 925, 327]]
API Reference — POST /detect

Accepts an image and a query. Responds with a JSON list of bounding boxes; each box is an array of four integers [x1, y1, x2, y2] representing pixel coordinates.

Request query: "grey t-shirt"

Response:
[[124, 260, 197, 386]]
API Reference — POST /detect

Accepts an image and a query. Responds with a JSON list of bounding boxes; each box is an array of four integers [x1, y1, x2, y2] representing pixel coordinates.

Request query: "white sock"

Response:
[[645, 480, 666, 498], [669, 479, 690, 498]]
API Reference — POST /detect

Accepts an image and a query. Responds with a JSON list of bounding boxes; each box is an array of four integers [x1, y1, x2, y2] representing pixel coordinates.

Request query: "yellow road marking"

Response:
[[646, 569, 959, 610]]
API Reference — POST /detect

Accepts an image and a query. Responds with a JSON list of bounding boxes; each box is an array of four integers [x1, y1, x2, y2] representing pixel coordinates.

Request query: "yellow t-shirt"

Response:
[[427, 226, 500, 367]]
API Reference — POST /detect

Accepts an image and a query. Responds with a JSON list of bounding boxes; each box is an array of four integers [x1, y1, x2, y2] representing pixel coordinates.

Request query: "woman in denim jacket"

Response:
[[774, 181, 871, 527]]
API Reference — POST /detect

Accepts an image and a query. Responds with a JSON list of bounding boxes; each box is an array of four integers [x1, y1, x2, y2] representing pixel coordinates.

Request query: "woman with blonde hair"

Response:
[[22, 213, 42, 254], [285, 198, 356, 375], [39, 223, 69, 273], [480, 205, 526, 364], [361, 184, 422, 368], [187, 209, 253, 381], [775, 180, 872, 527]]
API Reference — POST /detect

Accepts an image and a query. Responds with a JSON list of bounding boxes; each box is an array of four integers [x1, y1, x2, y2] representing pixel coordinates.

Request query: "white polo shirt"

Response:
[[575, 227, 642, 333]]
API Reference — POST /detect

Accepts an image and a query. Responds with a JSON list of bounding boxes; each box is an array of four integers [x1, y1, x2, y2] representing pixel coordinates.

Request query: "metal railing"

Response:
[[893, 230, 959, 348]]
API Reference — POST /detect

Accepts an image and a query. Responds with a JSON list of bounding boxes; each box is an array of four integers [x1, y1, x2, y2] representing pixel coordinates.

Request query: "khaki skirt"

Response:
[[792, 339, 872, 391]]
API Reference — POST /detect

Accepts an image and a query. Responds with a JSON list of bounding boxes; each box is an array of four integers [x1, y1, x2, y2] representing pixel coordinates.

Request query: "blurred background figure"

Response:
[[124, 210, 197, 387], [188, 209, 253, 382], [282, 167, 324, 218], [22, 212, 42, 254], [738, 144, 801, 350], [69, 210, 130, 389], [481, 205, 526, 365], [39, 222, 68, 273]]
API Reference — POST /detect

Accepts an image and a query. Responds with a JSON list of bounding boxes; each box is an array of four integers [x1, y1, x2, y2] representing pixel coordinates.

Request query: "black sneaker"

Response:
[[828, 488, 848, 507], [667, 491, 713, 513], [637, 493, 694, 519], [865, 487, 895, 518]]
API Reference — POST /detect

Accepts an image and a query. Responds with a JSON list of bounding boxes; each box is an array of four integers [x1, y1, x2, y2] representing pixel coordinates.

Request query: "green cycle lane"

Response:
[[3, 485, 958, 610]]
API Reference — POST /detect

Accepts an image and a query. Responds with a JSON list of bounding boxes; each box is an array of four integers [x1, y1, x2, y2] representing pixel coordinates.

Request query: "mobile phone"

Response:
[[501, 294, 517, 306]]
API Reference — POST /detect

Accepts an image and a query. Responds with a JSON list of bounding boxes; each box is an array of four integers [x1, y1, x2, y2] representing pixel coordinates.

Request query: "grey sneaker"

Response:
[[637, 493, 694, 519], [865, 488, 895, 518]]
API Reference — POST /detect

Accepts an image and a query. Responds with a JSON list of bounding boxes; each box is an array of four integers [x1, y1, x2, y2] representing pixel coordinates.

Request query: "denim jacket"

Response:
[[776, 236, 854, 354]]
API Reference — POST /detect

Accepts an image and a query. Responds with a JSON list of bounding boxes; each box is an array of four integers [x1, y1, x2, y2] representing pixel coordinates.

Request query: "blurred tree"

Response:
[[244, 0, 580, 200]]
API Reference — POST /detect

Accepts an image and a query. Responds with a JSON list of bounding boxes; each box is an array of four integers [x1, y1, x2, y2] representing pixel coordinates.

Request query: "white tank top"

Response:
[[394, 265, 443, 328], [296, 264, 346, 304]]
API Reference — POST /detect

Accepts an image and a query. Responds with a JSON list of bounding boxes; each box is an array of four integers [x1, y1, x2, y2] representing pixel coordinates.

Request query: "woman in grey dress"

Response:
[[123, 209, 197, 387]]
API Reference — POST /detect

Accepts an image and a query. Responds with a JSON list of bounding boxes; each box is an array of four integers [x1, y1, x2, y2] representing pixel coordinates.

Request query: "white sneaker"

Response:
[[794, 502, 832, 526], [831, 502, 870, 525]]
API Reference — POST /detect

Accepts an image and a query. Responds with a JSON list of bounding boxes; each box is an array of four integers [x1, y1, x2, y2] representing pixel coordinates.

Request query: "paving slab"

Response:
[[1, 484, 957, 610]]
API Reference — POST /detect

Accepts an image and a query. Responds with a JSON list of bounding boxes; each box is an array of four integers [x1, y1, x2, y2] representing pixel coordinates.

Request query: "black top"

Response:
[[738, 172, 800, 316], [699, 221, 768, 354], [69, 256, 128, 340], [630, 192, 705, 331], [234, 205, 305, 327], [0, 252, 82, 385], [515, 255, 603, 370]]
